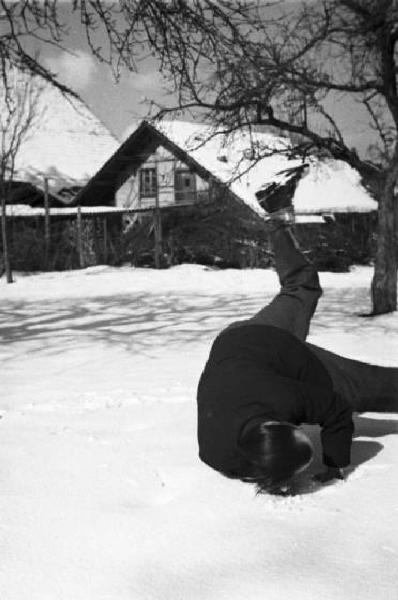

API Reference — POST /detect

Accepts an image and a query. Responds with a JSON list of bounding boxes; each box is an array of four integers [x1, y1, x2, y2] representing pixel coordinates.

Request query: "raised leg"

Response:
[[245, 224, 322, 341]]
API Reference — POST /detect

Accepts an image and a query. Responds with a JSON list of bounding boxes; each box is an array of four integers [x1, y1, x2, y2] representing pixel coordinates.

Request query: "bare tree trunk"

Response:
[[371, 184, 397, 314], [0, 191, 13, 284]]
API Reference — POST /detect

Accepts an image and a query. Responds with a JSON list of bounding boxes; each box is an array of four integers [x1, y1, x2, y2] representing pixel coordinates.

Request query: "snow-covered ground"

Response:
[[1, 264, 397, 600]]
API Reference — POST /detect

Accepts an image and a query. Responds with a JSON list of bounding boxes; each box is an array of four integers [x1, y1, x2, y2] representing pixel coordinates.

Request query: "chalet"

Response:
[[76, 119, 377, 217], [2, 90, 378, 271], [74, 120, 378, 271]]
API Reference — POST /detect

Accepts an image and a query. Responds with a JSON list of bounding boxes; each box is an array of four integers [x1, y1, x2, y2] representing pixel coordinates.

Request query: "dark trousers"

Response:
[[231, 225, 398, 413]]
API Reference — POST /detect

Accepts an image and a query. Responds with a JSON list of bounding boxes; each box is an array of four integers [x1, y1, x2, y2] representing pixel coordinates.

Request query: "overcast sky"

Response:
[[29, 5, 376, 154], [38, 38, 166, 139]]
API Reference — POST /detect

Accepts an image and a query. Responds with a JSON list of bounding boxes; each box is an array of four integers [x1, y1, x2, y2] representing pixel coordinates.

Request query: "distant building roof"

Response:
[[5, 204, 128, 218], [4, 203, 325, 223], [77, 119, 378, 214], [4, 181, 66, 208], [5, 73, 119, 195]]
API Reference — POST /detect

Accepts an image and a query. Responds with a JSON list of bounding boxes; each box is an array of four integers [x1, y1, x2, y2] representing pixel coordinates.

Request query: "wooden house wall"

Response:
[[115, 144, 209, 210]]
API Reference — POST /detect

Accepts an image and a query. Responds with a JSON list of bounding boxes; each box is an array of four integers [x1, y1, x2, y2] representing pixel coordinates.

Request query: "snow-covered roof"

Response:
[[5, 203, 324, 223], [3, 73, 119, 195], [150, 120, 377, 215], [4, 204, 164, 217]]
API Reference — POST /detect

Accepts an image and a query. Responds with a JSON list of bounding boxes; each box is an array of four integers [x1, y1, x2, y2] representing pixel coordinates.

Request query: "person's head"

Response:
[[236, 420, 314, 494]]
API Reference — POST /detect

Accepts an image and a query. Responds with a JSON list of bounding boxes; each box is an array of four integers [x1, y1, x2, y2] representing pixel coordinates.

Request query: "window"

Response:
[[139, 168, 157, 197], [175, 169, 196, 204]]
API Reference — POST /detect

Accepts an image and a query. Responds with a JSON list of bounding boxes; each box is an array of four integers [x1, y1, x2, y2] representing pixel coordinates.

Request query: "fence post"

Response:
[[103, 217, 108, 263], [44, 177, 50, 268], [0, 188, 13, 283], [153, 187, 162, 269], [76, 205, 84, 268]]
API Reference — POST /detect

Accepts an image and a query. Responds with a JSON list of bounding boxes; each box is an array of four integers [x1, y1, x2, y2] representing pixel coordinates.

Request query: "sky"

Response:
[[26, 3, 377, 152], [43, 50, 166, 138], [25, 5, 169, 140], [38, 37, 167, 139]]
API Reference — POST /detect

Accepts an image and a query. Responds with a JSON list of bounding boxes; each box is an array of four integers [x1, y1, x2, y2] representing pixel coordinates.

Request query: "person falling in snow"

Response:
[[197, 164, 398, 494]]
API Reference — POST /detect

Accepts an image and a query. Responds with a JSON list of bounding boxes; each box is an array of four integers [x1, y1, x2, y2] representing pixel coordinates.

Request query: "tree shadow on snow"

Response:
[[0, 292, 265, 357]]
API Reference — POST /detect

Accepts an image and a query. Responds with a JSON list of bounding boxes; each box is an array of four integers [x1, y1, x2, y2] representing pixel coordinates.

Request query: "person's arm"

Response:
[[294, 382, 354, 470], [319, 391, 354, 468], [312, 393, 353, 482]]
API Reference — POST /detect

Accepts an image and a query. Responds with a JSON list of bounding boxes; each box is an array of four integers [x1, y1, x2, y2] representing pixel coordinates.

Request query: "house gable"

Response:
[[116, 143, 211, 210], [75, 121, 218, 207]]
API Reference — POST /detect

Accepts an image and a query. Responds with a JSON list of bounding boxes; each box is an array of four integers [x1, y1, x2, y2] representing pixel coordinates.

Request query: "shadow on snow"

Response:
[[0, 292, 263, 354]]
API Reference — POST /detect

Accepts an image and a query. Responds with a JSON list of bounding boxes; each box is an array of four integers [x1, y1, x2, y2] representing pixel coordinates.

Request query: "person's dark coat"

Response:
[[197, 324, 354, 475]]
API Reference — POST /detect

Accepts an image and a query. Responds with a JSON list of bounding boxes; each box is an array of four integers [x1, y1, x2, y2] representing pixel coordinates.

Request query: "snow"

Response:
[[152, 120, 378, 216], [5, 205, 142, 217], [6, 74, 119, 194], [1, 264, 398, 600], [4, 203, 324, 222]]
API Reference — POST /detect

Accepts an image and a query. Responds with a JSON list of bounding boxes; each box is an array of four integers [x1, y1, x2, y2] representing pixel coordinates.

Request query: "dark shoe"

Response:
[[255, 163, 309, 213]]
